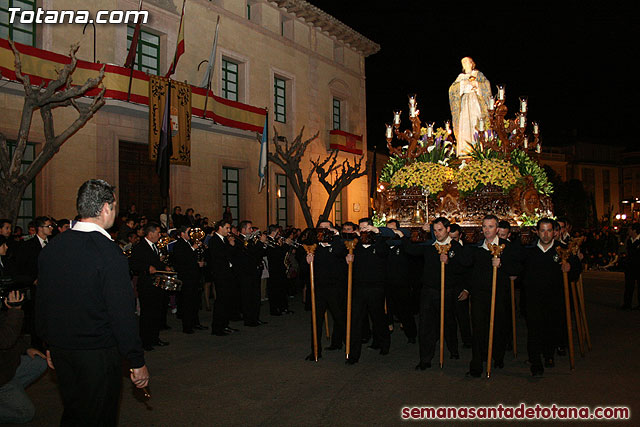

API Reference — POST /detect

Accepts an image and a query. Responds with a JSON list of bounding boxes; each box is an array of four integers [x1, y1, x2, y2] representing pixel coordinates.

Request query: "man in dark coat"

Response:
[[621, 223, 640, 310], [208, 220, 237, 336], [173, 225, 205, 334], [522, 218, 580, 376], [36, 179, 148, 425], [463, 215, 521, 378], [129, 222, 169, 349], [401, 217, 466, 369], [233, 220, 266, 326]]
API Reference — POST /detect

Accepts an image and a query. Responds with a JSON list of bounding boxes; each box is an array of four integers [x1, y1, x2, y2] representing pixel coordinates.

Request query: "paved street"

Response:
[[12, 271, 640, 426]]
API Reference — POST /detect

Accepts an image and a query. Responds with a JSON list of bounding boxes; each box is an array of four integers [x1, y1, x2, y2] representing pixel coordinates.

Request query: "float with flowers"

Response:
[[373, 91, 554, 240]]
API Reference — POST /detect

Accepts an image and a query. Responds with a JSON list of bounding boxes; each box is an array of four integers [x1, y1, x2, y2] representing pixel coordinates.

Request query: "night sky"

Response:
[[308, 0, 637, 151]]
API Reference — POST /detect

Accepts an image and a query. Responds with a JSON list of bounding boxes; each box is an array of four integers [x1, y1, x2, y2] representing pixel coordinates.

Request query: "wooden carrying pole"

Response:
[[303, 244, 319, 361], [557, 246, 575, 370], [344, 239, 358, 360], [324, 312, 330, 339], [571, 281, 585, 357], [510, 278, 517, 358], [577, 275, 591, 350], [435, 243, 451, 368], [486, 243, 505, 379]]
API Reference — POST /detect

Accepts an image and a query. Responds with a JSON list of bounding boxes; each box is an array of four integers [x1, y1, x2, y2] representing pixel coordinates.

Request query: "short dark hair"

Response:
[[177, 225, 191, 235], [0, 235, 8, 246], [268, 224, 281, 234], [483, 214, 499, 225], [57, 218, 70, 228], [316, 218, 333, 228], [386, 219, 400, 229], [358, 217, 373, 226], [536, 218, 555, 230], [0, 219, 11, 228], [631, 223, 640, 234], [433, 217, 450, 229], [239, 220, 252, 232], [342, 221, 357, 230], [35, 216, 50, 228], [76, 179, 116, 219], [144, 222, 161, 235], [556, 217, 569, 226], [498, 220, 511, 231], [126, 230, 138, 240], [214, 220, 231, 232], [449, 223, 462, 234]]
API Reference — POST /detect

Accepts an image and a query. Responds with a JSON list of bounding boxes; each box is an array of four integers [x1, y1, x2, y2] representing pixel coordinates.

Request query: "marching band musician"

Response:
[[522, 218, 580, 376], [208, 220, 237, 336], [464, 215, 521, 378], [398, 217, 465, 369], [346, 218, 390, 365], [129, 222, 170, 351], [173, 226, 206, 334], [266, 225, 293, 316], [234, 221, 268, 327], [304, 221, 347, 361]]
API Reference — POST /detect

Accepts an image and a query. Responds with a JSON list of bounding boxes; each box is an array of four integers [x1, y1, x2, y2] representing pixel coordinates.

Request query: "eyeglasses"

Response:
[[42, 225, 54, 228]]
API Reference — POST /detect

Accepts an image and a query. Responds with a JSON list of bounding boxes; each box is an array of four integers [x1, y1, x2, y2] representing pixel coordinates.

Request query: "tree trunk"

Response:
[[0, 182, 26, 224]]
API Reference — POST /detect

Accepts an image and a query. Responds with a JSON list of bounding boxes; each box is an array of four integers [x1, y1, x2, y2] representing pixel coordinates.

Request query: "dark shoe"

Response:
[[281, 309, 294, 314], [183, 329, 195, 334], [213, 331, 230, 336], [544, 358, 555, 368], [415, 361, 431, 370], [345, 357, 359, 365], [270, 311, 282, 316], [556, 347, 566, 356], [244, 321, 260, 327], [494, 360, 504, 369], [379, 349, 389, 355], [194, 325, 208, 330], [143, 345, 154, 351], [225, 327, 239, 332], [155, 340, 170, 346], [463, 343, 472, 349], [450, 353, 460, 360], [305, 353, 321, 361], [531, 367, 544, 377], [325, 345, 342, 351], [368, 344, 381, 350], [407, 337, 416, 344], [465, 371, 481, 378], [161, 324, 171, 330], [257, 320, 268, 325]]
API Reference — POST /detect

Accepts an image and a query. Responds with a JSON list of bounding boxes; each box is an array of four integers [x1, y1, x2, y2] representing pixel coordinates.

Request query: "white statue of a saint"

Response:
[[448, 57, 492, 157]]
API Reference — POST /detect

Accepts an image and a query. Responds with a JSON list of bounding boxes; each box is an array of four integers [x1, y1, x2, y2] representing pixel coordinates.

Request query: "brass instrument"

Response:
[[156, 235, 174, 264], [189, 227, 206, 260]]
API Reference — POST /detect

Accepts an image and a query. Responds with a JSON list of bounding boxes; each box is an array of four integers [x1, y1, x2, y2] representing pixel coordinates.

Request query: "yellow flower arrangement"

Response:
[[455, 158, 521, 193], [390, 162, 455, 193]]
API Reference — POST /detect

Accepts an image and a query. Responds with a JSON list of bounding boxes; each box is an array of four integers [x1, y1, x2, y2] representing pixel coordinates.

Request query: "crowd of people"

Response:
[[2, 178, 639, 424]]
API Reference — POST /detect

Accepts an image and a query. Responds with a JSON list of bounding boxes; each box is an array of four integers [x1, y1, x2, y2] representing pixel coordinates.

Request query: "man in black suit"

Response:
[[266, 225, 292, 316], [621, 223, 640, 310], [449, 224, 472, 349], [208, 220, 238, 336], [36, 179, 148, 425], [173, 225, 205, 333], [464, 215, 521, 378], [234, 220, 266, 327], [16, 216, 52, 350], [129, 222, 169, 350]]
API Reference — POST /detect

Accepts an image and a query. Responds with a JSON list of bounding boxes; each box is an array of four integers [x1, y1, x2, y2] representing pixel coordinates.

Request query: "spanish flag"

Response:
[[166, 0, 186, 77], [329, 130, 363, 155]]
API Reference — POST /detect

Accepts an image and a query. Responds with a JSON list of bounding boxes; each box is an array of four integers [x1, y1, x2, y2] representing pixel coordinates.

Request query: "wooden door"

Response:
[[118, 141, 164, 220]]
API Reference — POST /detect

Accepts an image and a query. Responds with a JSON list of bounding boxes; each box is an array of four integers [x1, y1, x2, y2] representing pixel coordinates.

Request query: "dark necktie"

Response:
[[153, 244, 159, 255]]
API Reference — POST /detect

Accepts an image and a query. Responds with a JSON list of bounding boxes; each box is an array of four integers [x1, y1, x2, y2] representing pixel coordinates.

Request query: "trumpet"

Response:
[[156, 235, 175, 264]]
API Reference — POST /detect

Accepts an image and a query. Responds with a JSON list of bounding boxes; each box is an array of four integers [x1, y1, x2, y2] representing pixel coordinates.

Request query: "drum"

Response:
[[153, 272, 183, 292]]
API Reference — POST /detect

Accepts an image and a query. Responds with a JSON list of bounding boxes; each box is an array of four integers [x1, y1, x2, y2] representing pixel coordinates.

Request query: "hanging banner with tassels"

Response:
[[148, 75, 191, 166], [0, 39, 266, 133]]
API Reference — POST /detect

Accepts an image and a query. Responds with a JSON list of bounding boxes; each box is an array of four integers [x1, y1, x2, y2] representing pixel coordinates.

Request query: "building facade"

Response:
[[0, 0, 379, 230]]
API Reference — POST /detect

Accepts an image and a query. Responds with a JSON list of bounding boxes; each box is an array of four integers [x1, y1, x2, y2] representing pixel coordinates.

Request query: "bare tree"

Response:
[[0, 41, 105, 222], [267, 126, 319, 228], [311, 150, 367, 223], [265, 126, 367, 228]]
